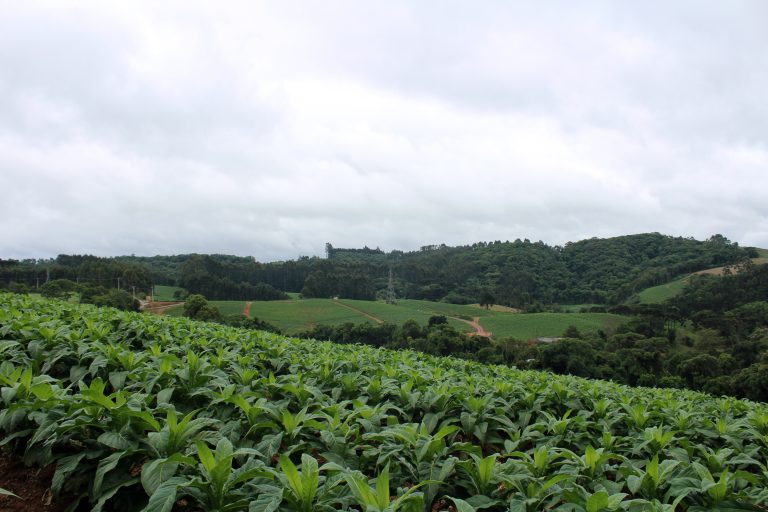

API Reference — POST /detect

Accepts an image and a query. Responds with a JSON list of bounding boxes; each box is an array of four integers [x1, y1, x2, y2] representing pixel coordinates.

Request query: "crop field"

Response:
[[242, 298, 373, 332], [151, 284, 184, 301], [241, 298, 624, 338], [1, 293, 767, 510], [637, 278, 690, 304], [479, 312, 627, 340]]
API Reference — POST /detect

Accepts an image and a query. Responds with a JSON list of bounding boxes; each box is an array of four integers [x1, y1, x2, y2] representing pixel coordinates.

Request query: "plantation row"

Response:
[[1, 293, 767, 511]]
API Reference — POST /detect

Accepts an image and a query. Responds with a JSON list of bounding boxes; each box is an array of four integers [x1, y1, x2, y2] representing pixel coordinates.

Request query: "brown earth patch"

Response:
[[140, 301, 183, 315], [0, 452, 71, 512], [449, 316, 492, 338]]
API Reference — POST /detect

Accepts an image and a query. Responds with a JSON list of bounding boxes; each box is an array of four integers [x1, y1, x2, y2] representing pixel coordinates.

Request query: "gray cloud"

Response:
[[1, 1, 767, 261]]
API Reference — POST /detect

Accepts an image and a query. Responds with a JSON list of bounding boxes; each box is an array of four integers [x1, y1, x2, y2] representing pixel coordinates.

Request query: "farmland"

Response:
[[636, 278, 690, 304], [164, 297, 627, 339], [1, 293, 767, 510]]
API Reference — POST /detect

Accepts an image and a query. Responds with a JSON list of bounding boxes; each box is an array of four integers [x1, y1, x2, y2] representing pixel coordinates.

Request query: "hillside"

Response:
[[107, 233, 758, 310], [636, 250, 768, 304], [1, 293, 767, 510]]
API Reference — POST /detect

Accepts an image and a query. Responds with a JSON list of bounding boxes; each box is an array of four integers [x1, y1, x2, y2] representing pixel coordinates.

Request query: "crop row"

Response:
[[1, 293, 767, 511]]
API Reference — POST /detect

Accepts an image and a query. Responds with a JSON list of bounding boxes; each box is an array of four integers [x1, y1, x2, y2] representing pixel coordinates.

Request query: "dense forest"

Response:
[[115, 233, 754, 308]]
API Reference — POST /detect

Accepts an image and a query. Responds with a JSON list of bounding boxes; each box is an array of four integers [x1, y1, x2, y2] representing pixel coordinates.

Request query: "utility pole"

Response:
[[117, 277, 121, 290]]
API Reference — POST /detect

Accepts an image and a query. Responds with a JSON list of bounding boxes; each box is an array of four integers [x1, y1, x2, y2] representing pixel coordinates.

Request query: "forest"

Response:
[[111, 233, 753, 308]]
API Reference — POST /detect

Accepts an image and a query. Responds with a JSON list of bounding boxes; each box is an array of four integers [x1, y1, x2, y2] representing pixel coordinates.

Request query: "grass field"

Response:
[[233, 297, 628, 339], [637, 277, 690, 304], [152, 284, 184, 301], [480, 312, 626, 340]]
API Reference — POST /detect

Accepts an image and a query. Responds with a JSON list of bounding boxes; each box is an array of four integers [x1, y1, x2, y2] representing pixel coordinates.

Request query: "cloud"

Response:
[[1, 1, 767, 261]]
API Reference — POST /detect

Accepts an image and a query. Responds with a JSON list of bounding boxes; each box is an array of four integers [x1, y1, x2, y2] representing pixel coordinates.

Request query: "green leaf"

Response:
[[448, 496, 476, 512], [249, 485, 283, 512], [0, 487, 19, 498], [279, 454, 304, 500], [464, 495, 500, 509], [141, 476, 189, 512], [52, 453, 85, 497], [141, 458, 180, 495], [587, 490, 609, 512], [627, 475, 643, 495], [93, 451, 126, 497], [98, 431, 133, 450]]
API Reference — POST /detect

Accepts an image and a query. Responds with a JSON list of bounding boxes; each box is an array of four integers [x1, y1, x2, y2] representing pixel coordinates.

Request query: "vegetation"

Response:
[[0, 254, 151, 295], [117, 233, 756, 308], [1, 293, 767, 510]]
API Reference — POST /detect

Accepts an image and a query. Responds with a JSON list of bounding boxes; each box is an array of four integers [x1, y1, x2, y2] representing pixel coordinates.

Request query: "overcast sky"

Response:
[[1, 1, 767, 261]]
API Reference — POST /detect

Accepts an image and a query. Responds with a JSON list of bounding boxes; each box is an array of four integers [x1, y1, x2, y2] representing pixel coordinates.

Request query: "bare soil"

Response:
[[0, 452, 71, 512], [140, 301, 183, 315], [449, 316, 492, 338]]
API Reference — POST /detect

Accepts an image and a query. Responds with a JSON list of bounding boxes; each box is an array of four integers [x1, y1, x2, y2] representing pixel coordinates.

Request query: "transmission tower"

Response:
[[386, 267, 396, 304]]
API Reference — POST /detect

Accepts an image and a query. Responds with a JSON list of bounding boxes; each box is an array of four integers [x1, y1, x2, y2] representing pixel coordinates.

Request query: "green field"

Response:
[[480, 312, 626, 339], [637, 277, 690, 304], [238, 297, 627, 339], [151, 284, 185, 301]]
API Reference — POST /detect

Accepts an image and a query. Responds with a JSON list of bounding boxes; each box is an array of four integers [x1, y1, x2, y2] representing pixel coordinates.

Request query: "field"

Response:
[[151, 284, 184, 301], [637, 277, 690, 304], [198, 297, 629, 339], [480, 312, 626, 340], [1, 293, 767, 510]]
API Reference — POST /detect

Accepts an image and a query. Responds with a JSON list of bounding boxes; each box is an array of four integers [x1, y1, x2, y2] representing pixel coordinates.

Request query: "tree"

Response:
[[182, 294, 223, 323], [479, 289, 496, 310]]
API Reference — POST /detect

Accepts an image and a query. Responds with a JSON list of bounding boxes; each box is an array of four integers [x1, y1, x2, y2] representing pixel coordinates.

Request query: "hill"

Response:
[[1, 293, 766, 510], [113, 233, 756, 309]]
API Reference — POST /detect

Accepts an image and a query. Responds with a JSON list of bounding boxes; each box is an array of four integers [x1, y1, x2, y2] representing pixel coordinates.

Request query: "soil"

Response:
[[449, 316, 492, 338], [0, 452, 71, 512], [140, 301, 183, 315]]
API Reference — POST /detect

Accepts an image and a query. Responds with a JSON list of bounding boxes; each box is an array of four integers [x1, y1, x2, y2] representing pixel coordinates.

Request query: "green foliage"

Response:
[[1, 293, 768, 511]]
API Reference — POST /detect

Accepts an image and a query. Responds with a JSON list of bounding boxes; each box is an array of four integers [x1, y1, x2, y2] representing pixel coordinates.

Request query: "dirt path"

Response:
[[332, 299, 384, 324], [243, 301, 252, 317], [140, 301, 183, 315], [449, 316, 492, 338]]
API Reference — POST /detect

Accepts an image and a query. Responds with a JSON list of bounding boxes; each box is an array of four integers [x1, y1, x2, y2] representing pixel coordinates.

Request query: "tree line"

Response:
[[118, 233, 755, 308]]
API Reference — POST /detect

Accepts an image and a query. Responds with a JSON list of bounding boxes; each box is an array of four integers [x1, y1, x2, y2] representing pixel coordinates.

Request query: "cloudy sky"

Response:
[[1, 1, 767, 261]]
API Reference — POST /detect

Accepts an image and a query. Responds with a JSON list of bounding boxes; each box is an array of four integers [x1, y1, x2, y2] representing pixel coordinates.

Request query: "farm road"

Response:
[[450, 316, 492, 338]]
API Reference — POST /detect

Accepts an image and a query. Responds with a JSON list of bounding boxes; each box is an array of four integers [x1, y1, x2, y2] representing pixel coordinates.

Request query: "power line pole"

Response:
[[386, 267, 396, 305]]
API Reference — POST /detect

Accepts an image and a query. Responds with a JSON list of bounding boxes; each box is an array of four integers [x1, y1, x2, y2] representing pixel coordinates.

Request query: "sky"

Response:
[[1, 1, 767, 261]]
